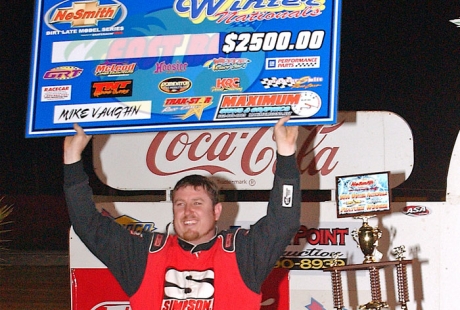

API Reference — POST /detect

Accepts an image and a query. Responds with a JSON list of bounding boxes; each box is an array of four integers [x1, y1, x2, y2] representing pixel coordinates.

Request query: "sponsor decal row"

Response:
[[41, 59, 325, 122], [42, 63, 323, 99], [45, 89, 324, 124], [50, 92, 324, 124], [43, 57, 322, 78]]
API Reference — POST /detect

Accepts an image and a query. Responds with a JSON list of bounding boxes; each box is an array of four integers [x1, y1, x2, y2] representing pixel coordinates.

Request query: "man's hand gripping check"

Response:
[[63, 123, 92, 165], [273, 116, 299, 156]]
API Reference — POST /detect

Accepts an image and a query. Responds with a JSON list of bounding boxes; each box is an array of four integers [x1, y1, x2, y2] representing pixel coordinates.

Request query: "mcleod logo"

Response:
[[46, 0, 126, 30], [94, 62, 136, 76]]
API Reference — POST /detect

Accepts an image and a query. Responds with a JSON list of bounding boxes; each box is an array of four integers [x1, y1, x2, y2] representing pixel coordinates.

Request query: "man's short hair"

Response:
[[172, 175, 220, 206]]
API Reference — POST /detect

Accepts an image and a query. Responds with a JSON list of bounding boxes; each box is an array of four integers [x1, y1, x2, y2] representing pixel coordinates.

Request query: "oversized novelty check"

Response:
[[26, 0, 342, 137]]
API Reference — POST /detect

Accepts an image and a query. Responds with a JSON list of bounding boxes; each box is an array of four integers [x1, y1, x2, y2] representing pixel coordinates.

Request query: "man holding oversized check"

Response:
[[63, 116, 301, 309]]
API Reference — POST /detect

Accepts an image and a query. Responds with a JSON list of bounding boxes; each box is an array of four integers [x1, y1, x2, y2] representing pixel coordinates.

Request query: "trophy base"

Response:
[[359, 300, 389, 310], [363, 255, 376, 264]]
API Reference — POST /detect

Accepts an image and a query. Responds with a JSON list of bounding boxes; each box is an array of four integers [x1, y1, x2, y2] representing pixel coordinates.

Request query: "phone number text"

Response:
[[275, 257, 347, 270]]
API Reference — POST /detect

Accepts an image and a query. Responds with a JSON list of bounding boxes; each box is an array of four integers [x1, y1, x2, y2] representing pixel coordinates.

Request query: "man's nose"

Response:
[[183, 203, 193, 215]]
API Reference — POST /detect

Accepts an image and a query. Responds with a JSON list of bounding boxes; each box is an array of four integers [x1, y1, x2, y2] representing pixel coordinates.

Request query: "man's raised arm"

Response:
[[63, 123, 92, 164]]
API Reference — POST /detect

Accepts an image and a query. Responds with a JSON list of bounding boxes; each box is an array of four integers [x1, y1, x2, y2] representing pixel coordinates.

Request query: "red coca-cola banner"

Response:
[[93, 111, 413, 190]]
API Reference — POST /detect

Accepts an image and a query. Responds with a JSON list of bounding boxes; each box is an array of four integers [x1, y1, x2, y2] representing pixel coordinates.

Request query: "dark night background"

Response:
[[0, 1, 459, 250]]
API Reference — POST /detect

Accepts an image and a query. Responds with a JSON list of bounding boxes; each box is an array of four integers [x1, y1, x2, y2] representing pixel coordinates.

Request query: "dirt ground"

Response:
[[0, 251, 70, 310]]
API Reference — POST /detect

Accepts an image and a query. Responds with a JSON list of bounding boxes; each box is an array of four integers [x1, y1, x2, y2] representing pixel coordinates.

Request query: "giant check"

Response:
[[26, 0, 342, 137]]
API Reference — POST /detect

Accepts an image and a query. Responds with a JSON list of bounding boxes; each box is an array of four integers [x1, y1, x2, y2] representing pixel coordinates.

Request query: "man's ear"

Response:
[[214, 203, 223, 221]]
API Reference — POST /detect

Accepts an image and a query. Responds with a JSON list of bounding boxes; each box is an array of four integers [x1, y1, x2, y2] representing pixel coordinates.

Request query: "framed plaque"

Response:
[[336, 171, 391, 218]]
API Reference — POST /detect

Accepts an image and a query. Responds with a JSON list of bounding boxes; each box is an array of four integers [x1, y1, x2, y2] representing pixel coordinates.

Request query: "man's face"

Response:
[[173, 185, 222, 245]]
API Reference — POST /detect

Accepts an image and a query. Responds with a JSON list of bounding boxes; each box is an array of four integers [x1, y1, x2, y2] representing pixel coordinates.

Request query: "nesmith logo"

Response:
[[348, 178, 378, 191], [45, 0, 126, 31]]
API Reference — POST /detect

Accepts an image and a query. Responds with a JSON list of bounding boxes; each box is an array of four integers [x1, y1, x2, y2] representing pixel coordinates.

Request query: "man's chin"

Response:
[[182, 230, 199, 243], [173, 224, 198, 242]]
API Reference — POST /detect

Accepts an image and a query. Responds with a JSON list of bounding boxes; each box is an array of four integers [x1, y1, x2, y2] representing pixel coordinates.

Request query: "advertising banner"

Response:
[[26, 0, 342, 137], [92, 111, 414, 190]]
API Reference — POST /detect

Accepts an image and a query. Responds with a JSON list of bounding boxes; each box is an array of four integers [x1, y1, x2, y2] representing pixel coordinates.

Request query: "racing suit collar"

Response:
[[177, 229, 219, 253]]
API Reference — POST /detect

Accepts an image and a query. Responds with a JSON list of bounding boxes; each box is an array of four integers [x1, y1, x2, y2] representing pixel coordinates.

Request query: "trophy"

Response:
[[325, 205, 413, 310], [393, 246, 410, 310], [351, 215, 382, 263]]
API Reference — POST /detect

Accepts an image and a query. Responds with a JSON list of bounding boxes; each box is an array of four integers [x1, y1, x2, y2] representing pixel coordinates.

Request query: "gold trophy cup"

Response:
[[351, 215, 382, 263]]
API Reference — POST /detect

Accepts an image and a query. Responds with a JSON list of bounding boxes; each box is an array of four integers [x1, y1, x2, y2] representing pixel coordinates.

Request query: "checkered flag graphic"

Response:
[[295, 62, 318, 68], [260, 77, 296, 89]]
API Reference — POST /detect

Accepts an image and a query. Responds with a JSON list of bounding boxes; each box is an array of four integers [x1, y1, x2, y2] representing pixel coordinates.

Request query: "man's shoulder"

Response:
[[218, 228, 249, 252], [148, 231, 174, 253]]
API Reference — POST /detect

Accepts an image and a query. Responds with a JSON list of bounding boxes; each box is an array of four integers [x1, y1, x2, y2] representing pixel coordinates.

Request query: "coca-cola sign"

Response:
[[93, 111, 413, 190]]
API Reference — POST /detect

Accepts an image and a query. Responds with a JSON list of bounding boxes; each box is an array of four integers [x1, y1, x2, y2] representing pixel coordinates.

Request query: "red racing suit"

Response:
[[130, 230, 260, 309], [64, 153, 301, 309]]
